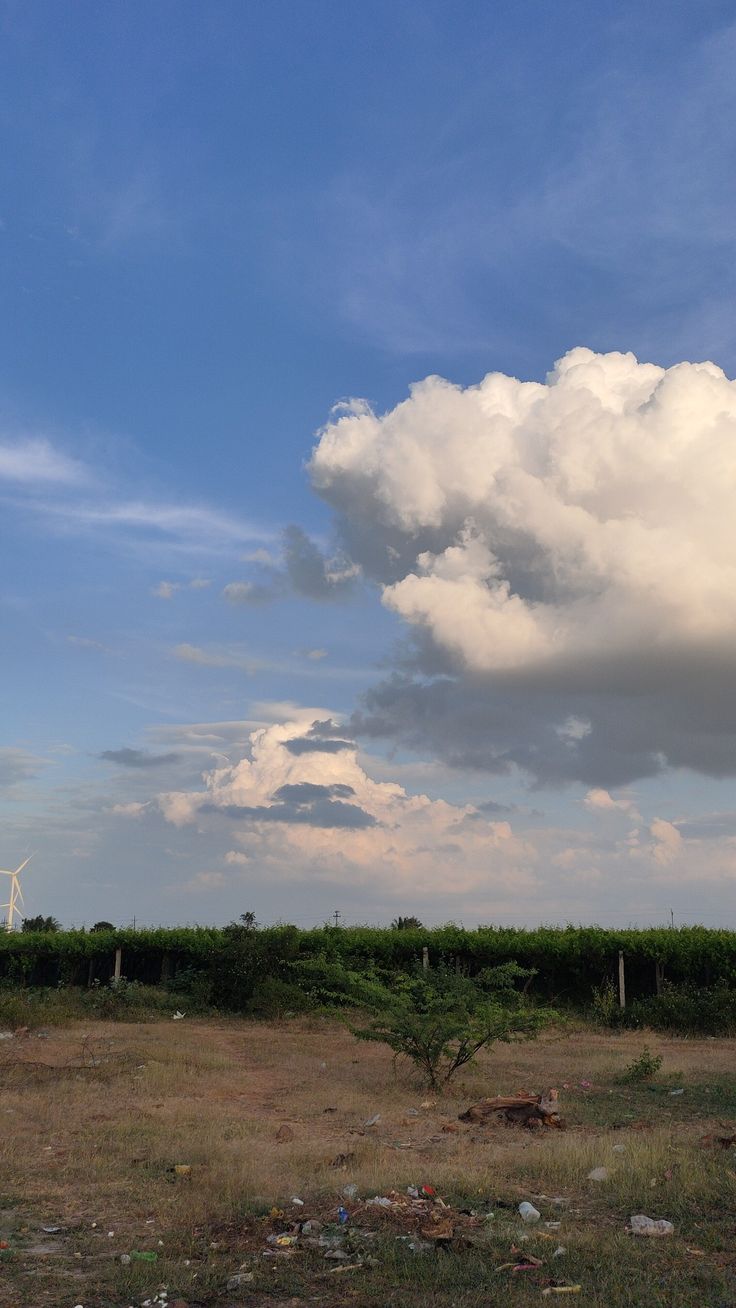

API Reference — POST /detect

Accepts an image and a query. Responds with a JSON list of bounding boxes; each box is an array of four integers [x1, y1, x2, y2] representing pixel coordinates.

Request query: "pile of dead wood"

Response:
[[459, 1087, 565, 1130]]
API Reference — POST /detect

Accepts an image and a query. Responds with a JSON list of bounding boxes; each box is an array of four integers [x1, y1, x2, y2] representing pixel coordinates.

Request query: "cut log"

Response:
[[459, 1088, 565, 1129]]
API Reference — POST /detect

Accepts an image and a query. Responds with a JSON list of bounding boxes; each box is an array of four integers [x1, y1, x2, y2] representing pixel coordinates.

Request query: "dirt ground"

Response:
[[1, 1017, 735, 1307]]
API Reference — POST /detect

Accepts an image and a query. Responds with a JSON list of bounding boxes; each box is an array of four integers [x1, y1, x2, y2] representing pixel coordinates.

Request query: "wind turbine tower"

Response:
[[0, 857, 31, 931]]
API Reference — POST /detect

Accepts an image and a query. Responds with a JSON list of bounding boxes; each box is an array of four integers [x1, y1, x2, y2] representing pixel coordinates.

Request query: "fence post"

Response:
[[655, 961, 664, 995], [618, 951, 626, 1009], [422, 946, 429, 972], [113, 947, 122, 982]]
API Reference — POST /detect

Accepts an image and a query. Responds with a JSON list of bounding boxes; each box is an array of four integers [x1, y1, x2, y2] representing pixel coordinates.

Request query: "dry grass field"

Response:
[[1, 1016, 735, 1307]]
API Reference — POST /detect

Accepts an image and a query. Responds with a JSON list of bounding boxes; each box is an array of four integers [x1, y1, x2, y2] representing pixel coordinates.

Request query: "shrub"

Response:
[[302, 960, 551, 1089], [248, 977, 314, 1019], [591, 977, 621, 1026], [623, 982, 736, 1035], [78, 979, 206, 1020], [618, 1045, 663, 1082]]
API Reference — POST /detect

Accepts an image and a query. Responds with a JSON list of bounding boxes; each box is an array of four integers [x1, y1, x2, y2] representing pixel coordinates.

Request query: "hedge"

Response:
[[0, 923, 733, 1008]]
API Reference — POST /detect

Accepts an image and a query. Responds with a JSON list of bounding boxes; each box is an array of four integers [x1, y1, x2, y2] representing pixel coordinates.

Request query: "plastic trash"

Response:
[[130, 1250, 158, 1262], [627, 1214, 674, 1237], [291, 1196, 305, 1205], [41, 1226, 63, 1234], [669, 1088, 684, 1096], [367, 1196, 393, 1208], [612, 1144, 626, 1153], [343, 1184, 359, 1199], [337, 1206, 349, 1224], [324, 1248, 349, 1260], [364, 1113, 381, 1127], [301, 1220, 322, 1234], [173, 1164, 191, 1177], [227, 1272, 254, 1289], [542, 1287, 582, 1295], [587, 1167, 609, 1181], [553, 1246, 567, 1258], [172, 1011, 185, 1020], [119, 1253, 131, 1265], [518, 1202, 541, 1223]]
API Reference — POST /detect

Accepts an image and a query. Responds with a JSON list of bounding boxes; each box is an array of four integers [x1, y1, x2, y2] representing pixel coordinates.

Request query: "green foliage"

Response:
[[21, 915, 60, 933], [79, 978, 205, 1020], [91, 921, 115, 932], [0, 923, 735, 1031], [345, 962, 548, 1088], [390, 916, 423, 930], [591, 977, 620, 1026], [618, 1045, 663, 1083], [211, 924, 301, 1011], [0, 985, 70, 1029], [622, 982, 736, 1035], [248, 977, 314, 1019]]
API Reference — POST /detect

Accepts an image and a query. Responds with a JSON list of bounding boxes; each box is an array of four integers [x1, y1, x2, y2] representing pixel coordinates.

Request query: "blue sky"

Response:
[[3, 0, 736, 928]]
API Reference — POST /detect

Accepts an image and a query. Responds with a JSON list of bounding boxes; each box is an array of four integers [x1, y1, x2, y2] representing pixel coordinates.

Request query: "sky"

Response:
[[3, 0, 736, 929]]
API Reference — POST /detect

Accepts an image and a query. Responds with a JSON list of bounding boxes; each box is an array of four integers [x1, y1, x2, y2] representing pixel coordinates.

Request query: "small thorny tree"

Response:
[[296, 957, 550, 1089]]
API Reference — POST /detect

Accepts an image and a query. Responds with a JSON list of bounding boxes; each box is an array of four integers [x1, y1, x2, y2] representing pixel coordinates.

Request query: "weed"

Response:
[[618, 1045, 664, 1083]]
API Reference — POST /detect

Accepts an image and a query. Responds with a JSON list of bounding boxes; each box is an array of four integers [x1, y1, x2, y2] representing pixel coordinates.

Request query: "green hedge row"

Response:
[[0, 923, 734, 1006]]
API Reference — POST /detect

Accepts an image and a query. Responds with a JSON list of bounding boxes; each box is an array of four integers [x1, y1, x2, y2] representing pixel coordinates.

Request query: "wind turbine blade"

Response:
[[0, 870, 12, 877], [15, 883, 24, 907], [14, 857, 32, 876]]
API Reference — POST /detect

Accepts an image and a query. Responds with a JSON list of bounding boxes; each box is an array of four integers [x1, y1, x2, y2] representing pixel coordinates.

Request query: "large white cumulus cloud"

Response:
[[157, 718, 530, 898], [310, 349, 736, 784], [142, 717, 736, 917]]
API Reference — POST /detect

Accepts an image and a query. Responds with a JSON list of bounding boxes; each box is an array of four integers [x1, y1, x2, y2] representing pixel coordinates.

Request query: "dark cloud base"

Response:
[[351, 658, 736, 788]]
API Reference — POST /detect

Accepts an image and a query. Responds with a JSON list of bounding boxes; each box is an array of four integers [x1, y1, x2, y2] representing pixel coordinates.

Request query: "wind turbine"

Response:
[[0, 857, 31, 931]]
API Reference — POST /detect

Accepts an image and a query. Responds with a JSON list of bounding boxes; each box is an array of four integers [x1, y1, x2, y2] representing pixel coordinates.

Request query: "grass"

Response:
[[0, 1016, 734, 1305]]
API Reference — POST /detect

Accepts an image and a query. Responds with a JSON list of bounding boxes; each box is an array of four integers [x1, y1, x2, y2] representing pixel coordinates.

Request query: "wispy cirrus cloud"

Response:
[[0, 437, 89, 486], [172, 643, 260, 673], [99, 748, 182, 769], [0, 747, 48, 788]]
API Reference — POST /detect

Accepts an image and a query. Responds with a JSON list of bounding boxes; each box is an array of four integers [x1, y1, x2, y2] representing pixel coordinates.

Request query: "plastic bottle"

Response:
[[518, 1201, 541, 1223]]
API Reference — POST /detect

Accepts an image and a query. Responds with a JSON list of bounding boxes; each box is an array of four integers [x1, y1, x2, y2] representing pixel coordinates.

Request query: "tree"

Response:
[[296, 957, 550, 1089], [21, 915, 61, 933], [391, 916, 423, 931], [91, 921, 115, 932], [240, 912, 258, 930]]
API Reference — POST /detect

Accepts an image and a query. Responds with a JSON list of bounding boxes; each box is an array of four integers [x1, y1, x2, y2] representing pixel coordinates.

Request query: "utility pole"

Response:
[[670, 908, 674, 930], [333, 909, 342, 928]]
